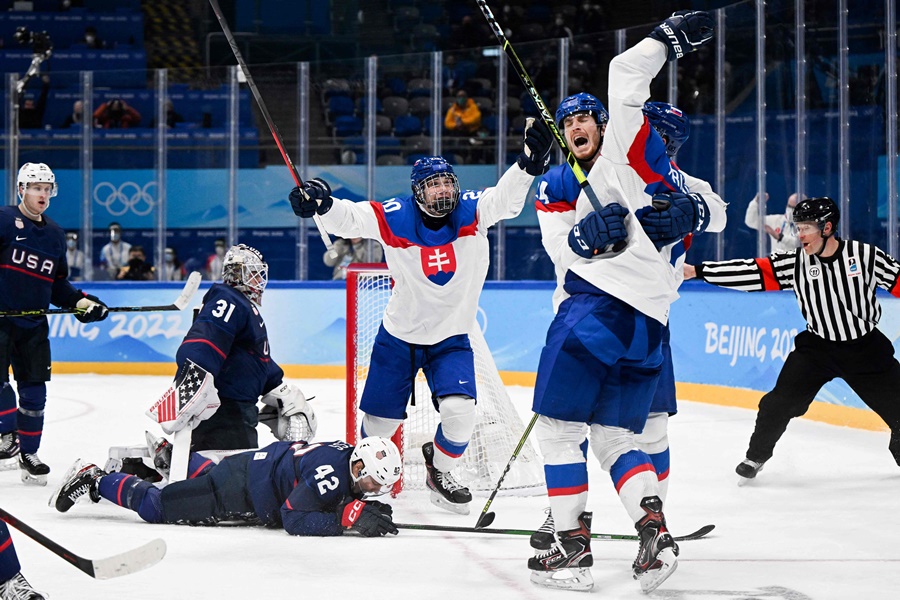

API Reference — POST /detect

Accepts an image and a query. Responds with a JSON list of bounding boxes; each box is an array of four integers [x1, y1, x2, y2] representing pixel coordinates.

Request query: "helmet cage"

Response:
[[17, 162, 58, 201], [350, 437, 402, 496], [642, 102, 690, 158], [222, 244, 268, 305], [555, 93, 609, 130], [410, 157, 460, 218]]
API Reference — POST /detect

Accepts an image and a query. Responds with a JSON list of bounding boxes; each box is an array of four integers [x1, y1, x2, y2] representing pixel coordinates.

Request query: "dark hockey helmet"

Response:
[[555, 92, 609, 129], [222, 244, 268, 305], [350, 436, 402, 496], [792, 196, 839, 235], [410, 156, 460, 218], [642, 102, 690, 158]]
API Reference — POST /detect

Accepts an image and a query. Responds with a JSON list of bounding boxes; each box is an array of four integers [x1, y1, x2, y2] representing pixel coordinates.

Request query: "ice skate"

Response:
[[0, 431, 19, 472], [145, 430, 172, 479], [18, 452, 49, 486], [0, 572, 46, 600], [633, 496, 678, 593], [49, 459, 105, 513], [530, 507, 556, 549], [528, 511, 593, 592], [735, 458, 765, 485], [422, 442, 471, 515], [889, 429, 900, 467]]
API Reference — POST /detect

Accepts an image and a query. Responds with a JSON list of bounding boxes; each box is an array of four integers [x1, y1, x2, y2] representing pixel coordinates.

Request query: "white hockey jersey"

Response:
[[320, 165, 534, 345]]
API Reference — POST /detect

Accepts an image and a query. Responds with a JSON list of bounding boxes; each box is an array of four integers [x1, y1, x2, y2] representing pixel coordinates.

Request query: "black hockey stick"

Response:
[[0, 507, 166, 579], [0, 270, 202, 318], [207, 0, 336, 257], [399, 521, 715, 543], [474, 413, 538, 529]]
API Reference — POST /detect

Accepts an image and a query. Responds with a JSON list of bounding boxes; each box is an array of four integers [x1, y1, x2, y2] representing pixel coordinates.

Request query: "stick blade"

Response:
[[174, 271, 202, 310], [674, 524, 715, 542], [474, 512, 495, 529], [91, 538, 167, 580]]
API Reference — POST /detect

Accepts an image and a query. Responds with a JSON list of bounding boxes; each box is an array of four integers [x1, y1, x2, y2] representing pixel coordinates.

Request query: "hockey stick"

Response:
[[474, 413, 538, 529], [398, 522, 715, 543], [207, 0, 336, 258], [0, 270, 202, 318], [0, 507, 166, 579]]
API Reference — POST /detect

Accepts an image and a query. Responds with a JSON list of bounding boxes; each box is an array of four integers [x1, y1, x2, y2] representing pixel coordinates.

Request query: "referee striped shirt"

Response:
[[696, 239, 900, 342]]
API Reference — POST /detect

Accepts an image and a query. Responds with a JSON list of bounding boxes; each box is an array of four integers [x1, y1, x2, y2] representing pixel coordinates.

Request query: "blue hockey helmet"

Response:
[[555, 93, 609, 130], [642, 102, 690, 158], [410, 156, 460, 218], [792, 196, 839, 236]]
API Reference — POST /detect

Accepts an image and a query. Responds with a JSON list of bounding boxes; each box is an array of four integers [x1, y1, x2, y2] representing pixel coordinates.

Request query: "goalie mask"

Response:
[[17, 162, 58, 201], [642, 102, 690, 159], [222, 244, 268, 305], [410, 156, 460, 218], [350, 437, 402, 496]]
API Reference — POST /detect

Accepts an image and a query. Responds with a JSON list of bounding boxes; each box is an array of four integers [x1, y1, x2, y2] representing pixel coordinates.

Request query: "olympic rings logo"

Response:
[[93, 181, 157, 217]]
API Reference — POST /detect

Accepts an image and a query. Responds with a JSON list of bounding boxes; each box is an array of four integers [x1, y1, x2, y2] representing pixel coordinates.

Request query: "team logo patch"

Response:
[[14, 218, 23, 229], [847, 257, 860, 278], [421, 244, 457, 286], [376, 450, 386, 459]]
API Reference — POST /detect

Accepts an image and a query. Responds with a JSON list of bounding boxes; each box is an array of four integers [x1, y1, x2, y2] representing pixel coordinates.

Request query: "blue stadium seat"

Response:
[[393, 115, 422, 137], [326, 96, 356, 122], [333, 115, 363, 138]]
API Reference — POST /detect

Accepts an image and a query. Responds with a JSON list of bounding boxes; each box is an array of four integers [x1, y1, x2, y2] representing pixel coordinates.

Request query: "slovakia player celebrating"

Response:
[[524, 12, 718, 593], [52, 437, 402, 538], [289, 122, 553, 514], [0, 163, 108, 486]]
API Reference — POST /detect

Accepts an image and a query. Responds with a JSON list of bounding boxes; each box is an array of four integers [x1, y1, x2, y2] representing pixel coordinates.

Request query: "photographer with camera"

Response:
[[116, 245, 155, 281], [94, 98, 142, 129]]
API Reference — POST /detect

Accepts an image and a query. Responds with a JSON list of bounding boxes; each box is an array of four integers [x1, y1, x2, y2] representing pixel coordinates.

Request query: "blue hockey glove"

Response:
[[74, 293, 108, 323], [568, 204, 629, 259], [516, 118, 554, 176], [289, 178, 333, 218], [647, 10, 715, 61], [338, 499, 398, 537], [638, 192, 710, 248]]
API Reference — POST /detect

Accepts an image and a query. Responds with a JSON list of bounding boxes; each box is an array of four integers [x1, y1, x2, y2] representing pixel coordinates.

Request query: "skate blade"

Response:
[[48, 458, 86, 508], [638, 547, 678, 593], [736, 474, 754, 487], [429, 491, 471, 515], [530, 567, 594, 592], [0, 456, 18, 471], [21, 470, 48, 486]]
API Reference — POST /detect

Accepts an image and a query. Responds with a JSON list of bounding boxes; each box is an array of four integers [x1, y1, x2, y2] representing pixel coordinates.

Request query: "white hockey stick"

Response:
[[167, 427, 192, 483]]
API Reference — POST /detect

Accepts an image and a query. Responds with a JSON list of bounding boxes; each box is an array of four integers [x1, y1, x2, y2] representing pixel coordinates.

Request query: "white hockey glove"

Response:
[[146, 359, 221, 435], [260, 382, 317, 442]]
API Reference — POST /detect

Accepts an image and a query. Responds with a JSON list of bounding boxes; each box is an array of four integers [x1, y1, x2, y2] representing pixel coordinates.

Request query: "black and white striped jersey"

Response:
[[696, 239, 900, 342]]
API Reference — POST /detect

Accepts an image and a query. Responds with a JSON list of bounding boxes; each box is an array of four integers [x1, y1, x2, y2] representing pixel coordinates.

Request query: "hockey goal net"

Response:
[[345, 264, 544, 496]]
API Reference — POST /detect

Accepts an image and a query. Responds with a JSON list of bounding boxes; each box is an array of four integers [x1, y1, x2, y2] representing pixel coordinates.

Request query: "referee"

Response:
[[684, 197, 900, 483]]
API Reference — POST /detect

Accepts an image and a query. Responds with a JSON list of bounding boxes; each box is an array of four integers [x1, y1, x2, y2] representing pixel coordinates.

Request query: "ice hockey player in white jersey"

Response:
[[289, 122, 553, 515], [525, 10, 716, 593]]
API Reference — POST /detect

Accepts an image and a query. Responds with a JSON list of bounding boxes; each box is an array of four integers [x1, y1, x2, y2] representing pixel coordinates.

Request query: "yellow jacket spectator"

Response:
[[444, 91, 482, 135]]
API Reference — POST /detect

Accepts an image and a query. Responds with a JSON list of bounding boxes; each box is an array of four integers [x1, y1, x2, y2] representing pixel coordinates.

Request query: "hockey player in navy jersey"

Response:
[[52, 437, 402, 538], [0, 522, 45, 599], [523, 11, 717, 592], [168, 243, 316, 452], [288, 123, 553, 515], [0, 163, 108, 487], [530, 93, 726, 589]]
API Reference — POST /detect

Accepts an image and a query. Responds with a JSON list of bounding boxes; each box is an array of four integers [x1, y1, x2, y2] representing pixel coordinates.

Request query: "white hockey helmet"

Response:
[[350, 436, 402, 495], [222, 244, 268, 305], [17, 162, 58, 201]]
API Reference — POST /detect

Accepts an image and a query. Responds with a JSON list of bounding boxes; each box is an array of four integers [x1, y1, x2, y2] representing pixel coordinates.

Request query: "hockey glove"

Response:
[[259, 382, 317, 442], [338, 499, 398, 537], [568, 204, 629, 259], [647, 10, 715, 61], [289, 178, 333, 218], [74, 293, 108, 323], [516, 117, 554, 176], [638, 192, 710, 248]]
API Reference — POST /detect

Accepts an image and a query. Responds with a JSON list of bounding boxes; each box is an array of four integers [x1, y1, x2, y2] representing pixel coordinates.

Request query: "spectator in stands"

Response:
[[444, 90, 482, 136], [744, 192, 805, 254], [151, 99, 185, 129], [206, 238, 227, 281], [19, 75, 49, 130], [117, 245, 155, 281], [65, 232, 86, 282], [94, 98, 141, 129], [323, 237, 384, 280], [442, 55, 465, 95], [61, 100, 84, 129], [449, 14, 482, 50], [99, 222, 132, 280], [162, 247, 185, 281], [81, 26, 105, 50]]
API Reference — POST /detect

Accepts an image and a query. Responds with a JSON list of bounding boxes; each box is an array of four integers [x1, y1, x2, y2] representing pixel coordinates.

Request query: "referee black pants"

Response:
[[746, 329, 900, 463]]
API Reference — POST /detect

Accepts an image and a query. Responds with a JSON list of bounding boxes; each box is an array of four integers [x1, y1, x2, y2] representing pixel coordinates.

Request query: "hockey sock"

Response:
[[648, 448, 670, 502], [360, 414, 403, 439], [0, 523, 21, 582], [16, 383, 46, 455], [432, 395, 475, 472], [544, 462, 589, 531], [610, 450, 662, 523], [98, 472, 165, 523], [0, 383, 16, 435], [186, 453, 215, 479]]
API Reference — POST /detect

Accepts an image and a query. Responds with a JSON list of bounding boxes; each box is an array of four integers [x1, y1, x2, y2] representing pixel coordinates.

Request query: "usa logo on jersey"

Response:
[[421, 244, 456, 286]]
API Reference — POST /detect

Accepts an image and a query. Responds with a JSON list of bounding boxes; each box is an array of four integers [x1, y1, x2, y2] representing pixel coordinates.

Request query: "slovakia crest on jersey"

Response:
[[421, 244, 457, 286]]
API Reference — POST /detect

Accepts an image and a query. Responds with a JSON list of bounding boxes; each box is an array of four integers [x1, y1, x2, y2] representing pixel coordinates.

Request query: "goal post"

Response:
[[345, 264, 544, 496]]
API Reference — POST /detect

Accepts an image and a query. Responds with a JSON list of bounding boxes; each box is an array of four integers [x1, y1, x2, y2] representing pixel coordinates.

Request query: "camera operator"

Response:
[[116, 245, 155, 281]]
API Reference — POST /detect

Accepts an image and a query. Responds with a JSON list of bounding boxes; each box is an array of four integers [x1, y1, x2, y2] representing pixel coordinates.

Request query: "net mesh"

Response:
[[347, 266, 544, 495]]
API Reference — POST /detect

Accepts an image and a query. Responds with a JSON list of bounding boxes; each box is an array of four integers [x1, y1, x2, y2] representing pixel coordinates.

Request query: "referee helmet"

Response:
[[793, 196, 839, 236]]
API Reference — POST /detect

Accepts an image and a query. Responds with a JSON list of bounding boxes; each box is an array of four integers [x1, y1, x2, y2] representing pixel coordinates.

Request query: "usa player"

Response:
[[529, 95, 727, 567], [0, 163, 108, 486], [52, 437, 402, 538], [525, 12, 716, 592], [0, 522, 45, 599], [289, 122, 553, 514]]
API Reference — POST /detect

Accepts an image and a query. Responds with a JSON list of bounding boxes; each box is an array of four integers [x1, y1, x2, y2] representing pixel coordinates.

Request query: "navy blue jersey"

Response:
[[246, 440, 357, 536], [0, 205, 82, 327], [175, 283, 283, 403]]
